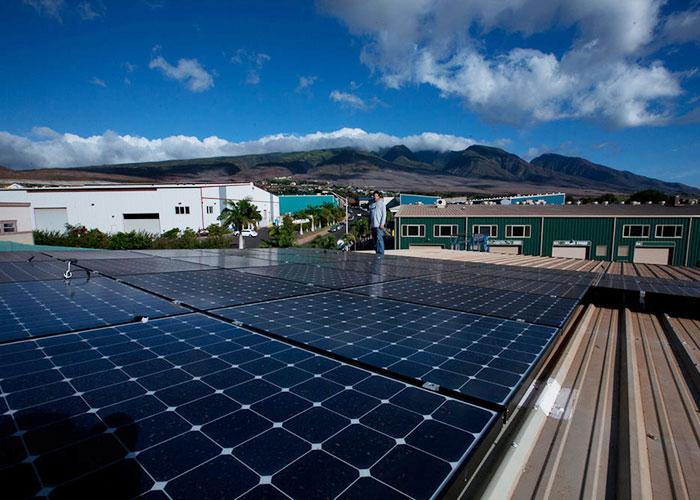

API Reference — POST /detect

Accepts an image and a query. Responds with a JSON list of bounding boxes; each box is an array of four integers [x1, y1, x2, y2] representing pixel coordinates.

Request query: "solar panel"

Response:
[[349, 279, 578, 328], [214, 291, 559, 410], [119, 269, 323, 309], [75, 257, 216, 276], [45, 250, 151, 260], [169, 254, 275, 269], [0, 277, 184, 342], [240, 263, 398, 289], [0, 260, 80, 283], [135, 249, 225, 258], [0, 251, 54, 262], [315, 259, 440, 279], [0, 313, 500, 499], [426, 271, 591, 300]]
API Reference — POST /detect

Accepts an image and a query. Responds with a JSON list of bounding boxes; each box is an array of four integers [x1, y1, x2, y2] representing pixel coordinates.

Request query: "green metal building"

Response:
[[395, 204, 700, 266]]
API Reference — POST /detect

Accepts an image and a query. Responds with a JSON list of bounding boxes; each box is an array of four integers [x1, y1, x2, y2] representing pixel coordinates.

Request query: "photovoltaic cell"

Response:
[[350, 279, 578, 328], [0, 260, 80, 283], [214, 291, 559, 409], [169, 254, 276, 269], [119, 269, 324, 309], [426, 271, 591, 300], [240, 263, 397, 289], [46, 250, 152, 260], [0, 277, 184, 342], [75, 257, 216, 276], [0, 314, 500, 499], [0, 251, 54, 262]]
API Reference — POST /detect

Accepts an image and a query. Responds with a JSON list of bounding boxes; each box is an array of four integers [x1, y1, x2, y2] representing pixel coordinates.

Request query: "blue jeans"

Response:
[[373, 227, 384, 254]]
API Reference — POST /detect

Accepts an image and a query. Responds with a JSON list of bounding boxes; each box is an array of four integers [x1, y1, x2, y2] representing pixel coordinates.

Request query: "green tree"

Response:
[[350, 218, 370, 239], [261, 215, 298, 248], [109, 231, 153, 250], [218, 198, 262, 249], [310, 233, 338, 249], [595, 193, 618, 203], [629, 190, 669, 204]]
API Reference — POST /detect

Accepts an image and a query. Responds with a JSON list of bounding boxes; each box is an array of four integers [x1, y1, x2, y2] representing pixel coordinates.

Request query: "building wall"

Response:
[[278, 195, 336, 215], [397, 216, 465, 249], [397, 214, 700, 265], [0, 183, 279, 235], [399, 194, 440, 206], [466, 216, 543, 255], [687, 219, 700, 266], [542, 217, 614, 260], [510, 193, 566, 205], [613, 217, 691, 266], [0, 202, 34, 244]]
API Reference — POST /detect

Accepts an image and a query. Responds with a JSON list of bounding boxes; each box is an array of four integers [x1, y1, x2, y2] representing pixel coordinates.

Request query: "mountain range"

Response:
[[1, 145, 698, 196]]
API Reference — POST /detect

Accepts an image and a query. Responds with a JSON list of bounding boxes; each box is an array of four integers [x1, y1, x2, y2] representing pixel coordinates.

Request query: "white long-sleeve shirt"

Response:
[[369, 200, 386, 228]]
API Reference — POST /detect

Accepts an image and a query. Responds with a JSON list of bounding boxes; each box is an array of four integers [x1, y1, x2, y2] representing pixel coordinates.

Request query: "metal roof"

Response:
[[396, 203, 700, 218]]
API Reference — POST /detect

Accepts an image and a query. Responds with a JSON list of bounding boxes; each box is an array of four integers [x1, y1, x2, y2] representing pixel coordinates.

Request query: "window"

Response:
[[622, 224, 649, 238], [434, 225, 458, 237], [618, 245, 629, 257], [206, 206, 214, 214], [402, 224, 425, 237], [1, 221, 17, 233], [175, 206, 190, 215], [472, 225, 497, 237], [506, 225, 531, 238], [596, 245, 607, 257], [655, 225, 682, 238]]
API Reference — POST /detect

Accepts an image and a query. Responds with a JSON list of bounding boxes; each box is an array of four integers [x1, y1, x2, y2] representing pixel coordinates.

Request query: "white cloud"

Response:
[[661, 9, 700, 45], [78, 1, 104, 21], [0, 127, 485, 170], [149, 56, 214, 92], [124, 62, 135, 73], [296, 75, 317, 92], [231, 50, 270, 85], [90, 77, 106, 87], [329, 90, 371, 110], [318, 0, 688, 128], [24, 0, 64, 21]]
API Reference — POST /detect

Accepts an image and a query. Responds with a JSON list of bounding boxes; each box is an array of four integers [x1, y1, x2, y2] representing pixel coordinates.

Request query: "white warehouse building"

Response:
[[0, 182, 280, 235]]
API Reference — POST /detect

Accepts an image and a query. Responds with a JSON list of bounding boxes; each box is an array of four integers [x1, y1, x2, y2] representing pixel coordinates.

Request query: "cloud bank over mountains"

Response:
[[318, 0, 699, 128], [0, 128, 480, 170]]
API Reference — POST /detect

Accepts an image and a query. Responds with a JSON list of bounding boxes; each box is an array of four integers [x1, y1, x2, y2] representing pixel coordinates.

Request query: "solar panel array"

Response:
[[597, 274, 700, 297], [0, 247, 605, 499]]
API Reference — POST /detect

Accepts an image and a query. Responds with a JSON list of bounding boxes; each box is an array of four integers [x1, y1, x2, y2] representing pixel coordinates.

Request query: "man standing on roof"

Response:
[[369, 190, 385, 255]]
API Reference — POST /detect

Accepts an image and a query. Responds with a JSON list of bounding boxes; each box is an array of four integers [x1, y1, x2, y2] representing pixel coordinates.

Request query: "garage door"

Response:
[[123, 213, 161, 234], [34, 208, 68, 232], [552, 246, 588, 260], [633, 247, 671, 265], [490, 245, 520, 255]]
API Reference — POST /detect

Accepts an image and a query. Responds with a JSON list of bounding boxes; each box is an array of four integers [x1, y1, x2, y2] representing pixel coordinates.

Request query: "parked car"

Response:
[[233, 229, 258, 237]]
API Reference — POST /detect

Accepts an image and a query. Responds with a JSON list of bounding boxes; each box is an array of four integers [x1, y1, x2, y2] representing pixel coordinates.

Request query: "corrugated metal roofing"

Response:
[[376, 248, 700, 500]]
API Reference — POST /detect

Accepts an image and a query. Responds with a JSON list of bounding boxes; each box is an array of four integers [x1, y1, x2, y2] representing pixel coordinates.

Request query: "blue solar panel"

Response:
[[240, 263, 398, 289], [75, 257, 215, 276], [0, 277, 185, 342], [0, 314, 500, 499], [349, 279, 578, 328], [214, 291, 559, 409], [119, 269, 323, 309], [0, 260, 80, 283]]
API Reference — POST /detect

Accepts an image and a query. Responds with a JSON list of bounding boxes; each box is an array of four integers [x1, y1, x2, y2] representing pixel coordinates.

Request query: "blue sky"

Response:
[[1, 0, 699, 187]]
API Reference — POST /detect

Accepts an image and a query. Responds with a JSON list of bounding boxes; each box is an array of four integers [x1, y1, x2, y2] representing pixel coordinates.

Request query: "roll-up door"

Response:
[[633, 247, 671, 265], [552, 246, 588, 260], [34, 208, 68, 232], [490, 245, 521, 255], [123, 213, 161, 234]]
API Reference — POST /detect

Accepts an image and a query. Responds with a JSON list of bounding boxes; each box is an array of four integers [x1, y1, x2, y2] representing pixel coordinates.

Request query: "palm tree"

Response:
[[218, 198, 262, 249]]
